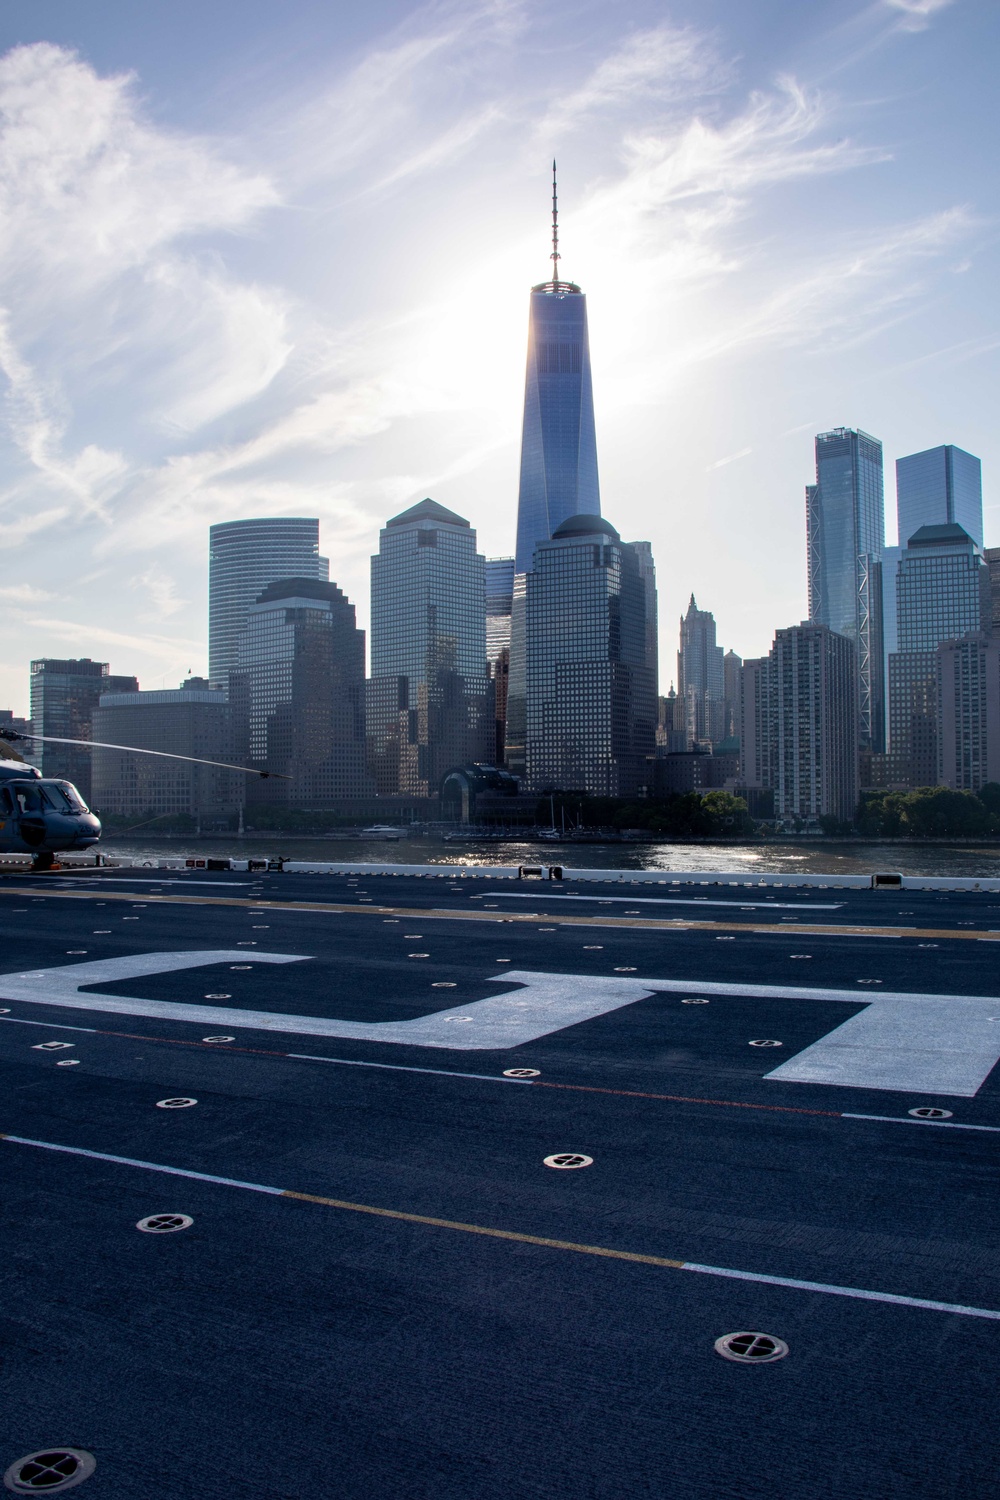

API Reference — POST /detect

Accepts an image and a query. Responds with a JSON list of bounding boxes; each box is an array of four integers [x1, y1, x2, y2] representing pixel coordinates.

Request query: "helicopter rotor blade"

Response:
[[4, 730, 291, 780]]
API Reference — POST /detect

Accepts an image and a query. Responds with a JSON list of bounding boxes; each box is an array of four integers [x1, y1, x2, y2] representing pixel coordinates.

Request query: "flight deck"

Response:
[[1, 864, 998, 1498]]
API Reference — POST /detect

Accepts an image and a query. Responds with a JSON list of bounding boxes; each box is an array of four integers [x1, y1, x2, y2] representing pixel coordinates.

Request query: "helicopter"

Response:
[[0, 729, 285, 872]]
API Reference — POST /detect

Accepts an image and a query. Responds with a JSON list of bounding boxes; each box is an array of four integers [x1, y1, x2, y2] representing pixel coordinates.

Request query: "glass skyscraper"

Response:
[[806, 428, 885, 751], [513, 285, 600, 572], [524, 515, 656, 797], [486, 557, 515, 766], [229, 577, 368, 805], [888, 522, 989, 786], [209, 518, 329, 689], [896, 444, 982, 549], [367, 498, 492, 797], [30, 658, 138, 801], [507, 169, 601, 774]]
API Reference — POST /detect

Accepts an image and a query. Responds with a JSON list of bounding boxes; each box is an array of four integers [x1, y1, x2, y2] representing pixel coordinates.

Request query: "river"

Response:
[[100, 834, 1000, 878]]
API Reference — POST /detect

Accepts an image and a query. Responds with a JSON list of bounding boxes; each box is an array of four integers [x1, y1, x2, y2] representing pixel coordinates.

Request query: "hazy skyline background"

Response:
[[0, 0, 996, 716]]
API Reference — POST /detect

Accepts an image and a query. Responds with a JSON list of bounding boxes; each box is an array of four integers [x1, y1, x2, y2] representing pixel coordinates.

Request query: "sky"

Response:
[[0, 0, 997, 715]]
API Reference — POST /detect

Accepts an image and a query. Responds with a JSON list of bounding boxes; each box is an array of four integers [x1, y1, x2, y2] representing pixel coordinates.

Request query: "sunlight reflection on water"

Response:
[[103, 836, 1000, 879]]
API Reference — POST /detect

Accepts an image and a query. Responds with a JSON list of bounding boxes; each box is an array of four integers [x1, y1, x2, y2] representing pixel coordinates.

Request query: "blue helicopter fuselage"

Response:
[[0, 759, 102, 855]]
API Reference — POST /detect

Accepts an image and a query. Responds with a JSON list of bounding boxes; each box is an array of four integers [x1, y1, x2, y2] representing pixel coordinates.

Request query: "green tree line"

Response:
[[857, 784, 1000, 838]]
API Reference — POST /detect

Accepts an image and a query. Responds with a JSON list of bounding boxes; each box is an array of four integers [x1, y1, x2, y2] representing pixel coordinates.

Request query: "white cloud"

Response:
[[540, 23, 728, 140], [0, 41, 288, 540], [884, 0, 956, 31], [706, 448, 753, 471], [0, 583, 52, 602]]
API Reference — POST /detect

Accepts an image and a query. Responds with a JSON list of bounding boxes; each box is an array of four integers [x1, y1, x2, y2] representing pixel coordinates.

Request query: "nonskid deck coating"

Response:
[[1, 867, 999, 1499]]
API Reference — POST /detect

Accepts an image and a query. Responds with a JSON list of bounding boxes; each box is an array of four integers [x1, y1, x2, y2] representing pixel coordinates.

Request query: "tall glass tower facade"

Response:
[[229, 578, 369, 805], [806, 428, 885, 751], [513, 287, 600, 572], [896, 445, 982, 549], [524, 515, 656, 797], [507, 167, 601, 775], [367, 498, 492, 797], [888, 522, 989, 786], [209, 518, 329, 690]]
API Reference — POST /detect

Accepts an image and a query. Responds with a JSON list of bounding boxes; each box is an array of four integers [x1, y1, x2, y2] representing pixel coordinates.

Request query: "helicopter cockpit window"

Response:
[[0, 786, 13, 815], [14, 785, 41, 814], [54, 781, 89, 813]]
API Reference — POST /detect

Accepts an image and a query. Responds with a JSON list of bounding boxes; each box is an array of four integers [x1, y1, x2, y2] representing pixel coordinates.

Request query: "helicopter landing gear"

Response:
[[31, 851, 61, 872]]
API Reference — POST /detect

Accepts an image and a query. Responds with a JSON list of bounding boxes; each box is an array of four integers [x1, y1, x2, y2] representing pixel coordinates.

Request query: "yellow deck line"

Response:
[[0, 884, 995, 942]]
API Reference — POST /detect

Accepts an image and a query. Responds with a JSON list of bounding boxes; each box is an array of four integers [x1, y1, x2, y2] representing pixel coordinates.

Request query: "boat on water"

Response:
[[359, 825, 405, 841]]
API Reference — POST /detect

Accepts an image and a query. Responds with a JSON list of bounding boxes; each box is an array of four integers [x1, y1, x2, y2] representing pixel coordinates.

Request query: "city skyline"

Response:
[[1, 0, 998, 716]]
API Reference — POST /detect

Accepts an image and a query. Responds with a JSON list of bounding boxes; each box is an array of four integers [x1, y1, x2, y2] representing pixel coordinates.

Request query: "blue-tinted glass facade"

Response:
[[514, 288, 600, 573], [806, 428, 885, 751], [367, 498, 492, 795], [896, 444, 983, 549], [524, 517, 656, 796], [209, 518, 329, 690], [887, 522, 989, 785], [229, 578, 369, 805]]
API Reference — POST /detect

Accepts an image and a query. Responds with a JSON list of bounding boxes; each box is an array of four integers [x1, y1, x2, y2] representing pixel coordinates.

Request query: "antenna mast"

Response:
[[550, 159, 560, 282]]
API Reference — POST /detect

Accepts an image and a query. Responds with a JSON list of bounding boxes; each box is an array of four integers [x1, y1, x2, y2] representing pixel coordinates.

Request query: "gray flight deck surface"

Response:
[[1, 867, 998, 1498]]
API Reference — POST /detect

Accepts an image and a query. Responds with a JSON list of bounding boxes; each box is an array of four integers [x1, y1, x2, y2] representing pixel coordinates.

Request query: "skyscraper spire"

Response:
[[550, 159, 560, 283]]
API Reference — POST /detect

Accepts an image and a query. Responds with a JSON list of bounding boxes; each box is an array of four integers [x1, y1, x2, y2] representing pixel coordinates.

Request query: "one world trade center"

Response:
[[505, 165, 601, 774]]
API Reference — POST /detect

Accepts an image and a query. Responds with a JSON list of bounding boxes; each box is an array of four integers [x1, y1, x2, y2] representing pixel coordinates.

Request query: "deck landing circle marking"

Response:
[[432, 982, 457, 988], [56, 1060, 80, 1067], [4, 1446, 96, 1494], [229, 966, 252, 970], [204, 993, 231, 999], [908, 1106, 953, 1119], [157, 1098, 197, 1109], [202, 1035, 235, 1044], [749, 1040, 783, 1047], [682, 998, 709, 1004], [714, 1332, 788, 1364], [136, 1213, 192, 1233], [444, 1016, 474, 1023], [504, 1068, 540, 1078], [544, 1153, 593, 1169]]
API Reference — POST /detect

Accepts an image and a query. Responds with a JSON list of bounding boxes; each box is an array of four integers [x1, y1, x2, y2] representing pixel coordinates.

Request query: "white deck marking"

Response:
[[1, 956, 998, 1092], [471, 893, 843, 911], [4, 1132, 999, 1321]]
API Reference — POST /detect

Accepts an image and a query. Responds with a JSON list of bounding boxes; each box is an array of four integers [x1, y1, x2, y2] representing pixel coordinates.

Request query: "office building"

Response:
[[937, 635, 1000, 792], [677, 596, 725, 749], [739, 657, 774, 794], [772, 623, 858, 824], [229, 578, 368, 805], [524, 515, 656, 797], [723, 649, 743, 745], [486, 557, 515, 765], [654, 749, 740, 796], [806, 428, 885, 750], [29, 659, 138, 801], [507, 166, 601, 776], [888, 523, 989, 786], [985, 548, 1000, 635], [92, 679, 235, 819], [486, 558, 515, 662], [896, 445, 983, 550], [656, 690, 688, 753], [208, 518, 329, 689], [367, 499, 492, 797]]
